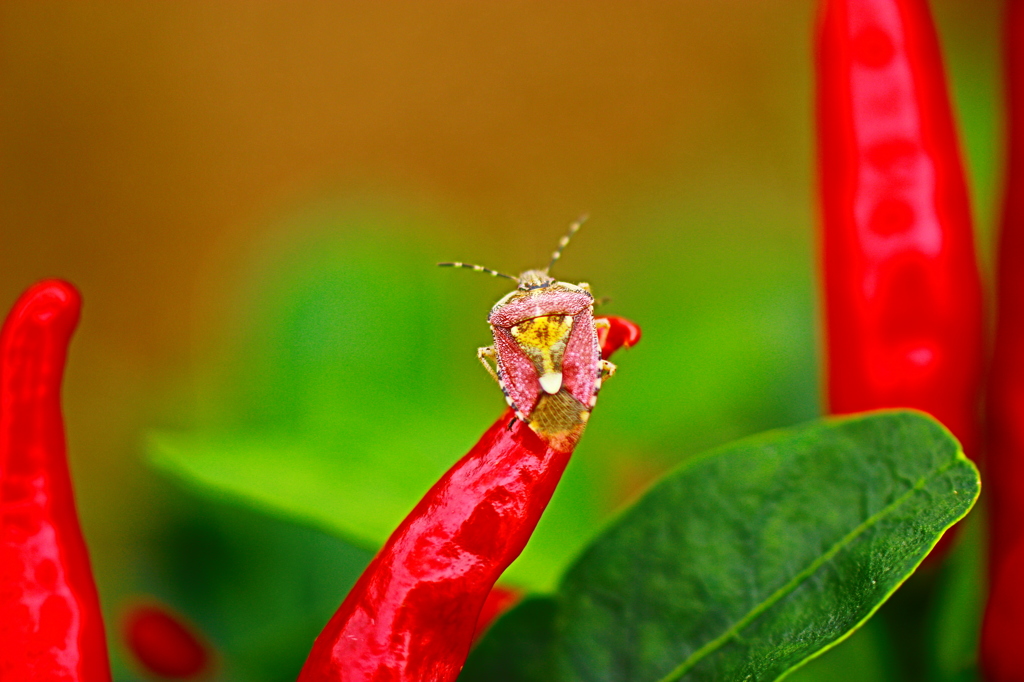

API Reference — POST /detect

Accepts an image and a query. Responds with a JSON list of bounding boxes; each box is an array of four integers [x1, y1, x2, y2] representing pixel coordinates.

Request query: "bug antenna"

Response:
[[437, 262, 517, 281], [547, 214, 588, 274]]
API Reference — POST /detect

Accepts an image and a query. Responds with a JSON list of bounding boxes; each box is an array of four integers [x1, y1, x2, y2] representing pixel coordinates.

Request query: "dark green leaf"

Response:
[[556, 410, 977, 681]]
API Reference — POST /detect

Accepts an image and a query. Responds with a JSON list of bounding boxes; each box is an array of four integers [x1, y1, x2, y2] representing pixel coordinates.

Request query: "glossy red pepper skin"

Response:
[[0, 281, 111, 681], [816, 0, 984, 458], [298, 410, 566, 682], [297, 316, 639, 682], [981, 3, 1024, 679]]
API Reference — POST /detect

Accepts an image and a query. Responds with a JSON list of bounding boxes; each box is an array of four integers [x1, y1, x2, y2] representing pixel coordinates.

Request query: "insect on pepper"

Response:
[[297, 317, 640, 682], [297, 223, 638, 682], [440, 217, 615, 452]]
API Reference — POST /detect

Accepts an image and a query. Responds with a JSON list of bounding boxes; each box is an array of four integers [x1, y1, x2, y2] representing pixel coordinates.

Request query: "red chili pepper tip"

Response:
[[1, 280, 112, 681], [596, 316, 642, 359], [123, 603, 212, 680], [298, 318, 640, 682]]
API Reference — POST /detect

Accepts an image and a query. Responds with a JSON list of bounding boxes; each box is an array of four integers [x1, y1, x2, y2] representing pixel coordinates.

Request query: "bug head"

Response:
[[515, 269, 556, 290]]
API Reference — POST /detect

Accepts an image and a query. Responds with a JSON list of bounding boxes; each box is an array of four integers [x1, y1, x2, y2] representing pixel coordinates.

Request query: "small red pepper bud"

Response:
[[123, 602, 213, 680], [0, 281, 112, 681], [297, 316, 640, 682], [816, 0, 984, 458], [982, 2, 1024, 678]]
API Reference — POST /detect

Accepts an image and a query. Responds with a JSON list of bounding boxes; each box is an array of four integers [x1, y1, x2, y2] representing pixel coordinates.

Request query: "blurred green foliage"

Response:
[[148, 199, 820, 592]]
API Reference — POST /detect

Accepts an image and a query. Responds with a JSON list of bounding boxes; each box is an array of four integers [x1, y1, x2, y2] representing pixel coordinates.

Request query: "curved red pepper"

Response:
[[816, 0, 984, 458], [0, 281, 111, 681], [981, 3, 1024, 678], [297, 316, 639, 682]]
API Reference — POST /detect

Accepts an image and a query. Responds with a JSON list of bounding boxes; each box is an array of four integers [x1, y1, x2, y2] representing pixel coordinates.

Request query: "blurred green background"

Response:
[[0, 2, 1001, 679]]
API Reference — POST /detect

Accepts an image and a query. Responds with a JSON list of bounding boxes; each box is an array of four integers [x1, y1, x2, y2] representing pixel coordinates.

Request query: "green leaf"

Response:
[[465, 410, 978, 682]]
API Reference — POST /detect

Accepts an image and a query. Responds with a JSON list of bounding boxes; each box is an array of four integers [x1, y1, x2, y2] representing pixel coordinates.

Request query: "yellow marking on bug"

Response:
[[510, 315, 574, 392]]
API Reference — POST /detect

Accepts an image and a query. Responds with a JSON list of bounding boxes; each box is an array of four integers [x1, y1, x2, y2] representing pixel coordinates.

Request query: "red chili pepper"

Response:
[[816, 0, 984, 458], [123, 602, 213, 680], [0, 281, 111, 681], [981, 3, 1024, 678], [297, 316, 639, 682]]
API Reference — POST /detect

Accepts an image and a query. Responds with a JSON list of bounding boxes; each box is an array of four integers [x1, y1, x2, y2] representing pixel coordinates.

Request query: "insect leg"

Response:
[[478, 346, 500, 384], [599, 359, 617, 380]]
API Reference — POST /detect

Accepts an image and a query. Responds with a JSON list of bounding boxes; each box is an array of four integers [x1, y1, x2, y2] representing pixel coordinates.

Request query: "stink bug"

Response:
[[440, 217, 616, 451]]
